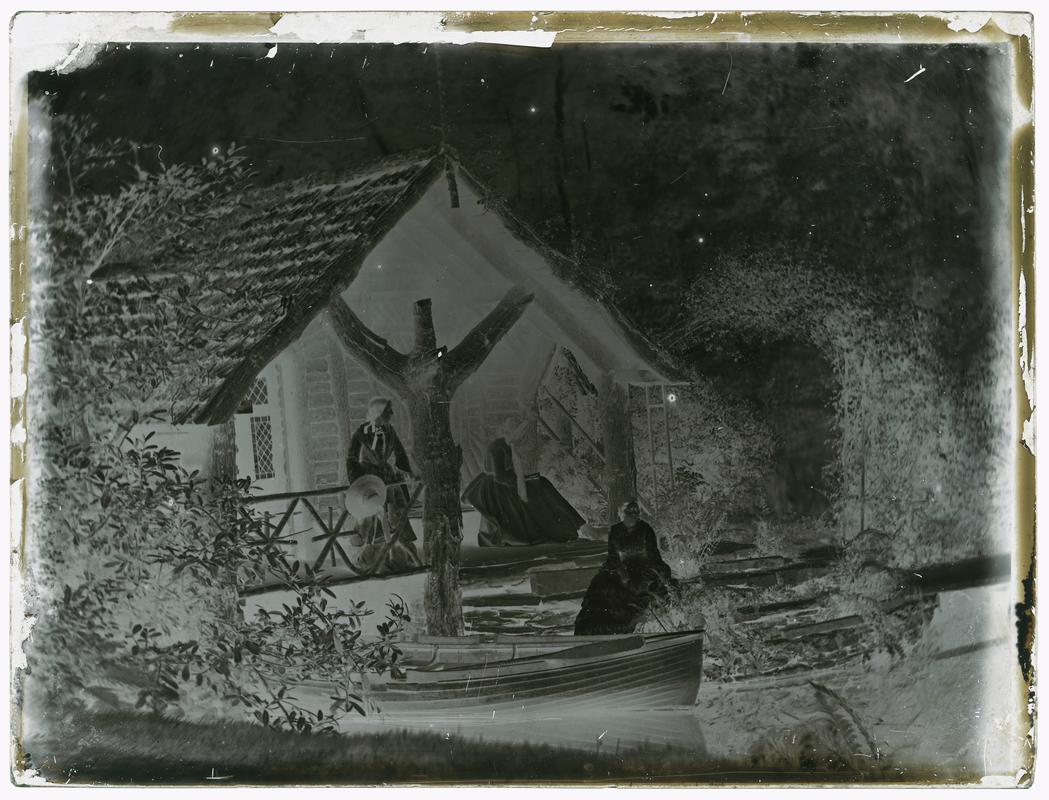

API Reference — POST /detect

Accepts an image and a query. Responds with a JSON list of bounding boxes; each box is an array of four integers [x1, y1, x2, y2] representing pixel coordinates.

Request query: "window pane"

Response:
[[248, 378, 269, 407], [250, 415, 275, 480]]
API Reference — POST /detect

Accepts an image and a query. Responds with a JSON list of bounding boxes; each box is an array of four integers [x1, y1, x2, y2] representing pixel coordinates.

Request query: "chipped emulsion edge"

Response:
[[1006, 16, 1036, 788], [8, 36, 31, 782], [6, 10, 1041, 75], [5, 9, 1037, 787], [1020, 273, 1034, 454]]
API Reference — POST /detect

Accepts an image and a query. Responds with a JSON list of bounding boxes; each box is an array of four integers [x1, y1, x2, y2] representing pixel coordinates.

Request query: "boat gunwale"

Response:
[[394, 630, 702, 672], [401, 634, 700, 679], [409, 629, 703, 646], [373, 650, 701, 701], [385, 645, 702, 693], [293, 632, 704, 696]]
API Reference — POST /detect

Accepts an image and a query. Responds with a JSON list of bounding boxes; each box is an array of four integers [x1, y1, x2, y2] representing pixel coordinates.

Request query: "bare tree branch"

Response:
[[443, 285, 534, 392], [328, 295, 410, 395]]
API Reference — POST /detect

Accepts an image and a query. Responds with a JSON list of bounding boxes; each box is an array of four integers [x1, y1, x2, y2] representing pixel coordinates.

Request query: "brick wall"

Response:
[[300, 335, 344, 489]]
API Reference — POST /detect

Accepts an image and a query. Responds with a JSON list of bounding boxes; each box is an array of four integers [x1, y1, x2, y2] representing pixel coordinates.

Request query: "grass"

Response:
[[16, 710, 977, 786]]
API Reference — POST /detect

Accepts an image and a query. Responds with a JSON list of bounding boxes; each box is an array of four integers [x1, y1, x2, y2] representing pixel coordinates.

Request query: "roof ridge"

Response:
[[235, 147, 441, 205]]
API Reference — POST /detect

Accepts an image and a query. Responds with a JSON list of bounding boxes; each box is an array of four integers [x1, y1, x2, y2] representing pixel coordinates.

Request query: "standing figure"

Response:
[[462, 412, 583, 547], [574, 499, 677, 635], [346, 397, 421, 569]]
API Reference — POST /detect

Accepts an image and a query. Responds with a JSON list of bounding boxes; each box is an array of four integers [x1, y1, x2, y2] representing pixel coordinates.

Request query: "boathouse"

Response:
[[98, 151, 691, 571]]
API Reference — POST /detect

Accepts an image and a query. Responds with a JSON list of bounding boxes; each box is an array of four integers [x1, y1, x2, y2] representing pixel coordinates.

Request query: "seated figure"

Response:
[[462, 413, 583, 547], [574, 499, 678, 635], [346, 397, 422, 570]]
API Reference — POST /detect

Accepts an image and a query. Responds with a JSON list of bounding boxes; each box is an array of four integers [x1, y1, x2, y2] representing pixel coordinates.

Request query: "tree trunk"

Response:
[[408, 390, 465, 636], [207, 420, 243, 627]]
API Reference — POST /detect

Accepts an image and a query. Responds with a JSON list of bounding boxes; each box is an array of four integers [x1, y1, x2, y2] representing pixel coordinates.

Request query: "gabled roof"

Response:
[[100, 150, 443, 423], [362, 168, 686, 387], [448, 160, 686, 386], [99, 149, 686, 425]]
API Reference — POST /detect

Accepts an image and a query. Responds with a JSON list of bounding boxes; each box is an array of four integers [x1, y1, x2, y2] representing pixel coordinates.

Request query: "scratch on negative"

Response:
[[721, 54, 734, 96], [904, 66, 926, 83]]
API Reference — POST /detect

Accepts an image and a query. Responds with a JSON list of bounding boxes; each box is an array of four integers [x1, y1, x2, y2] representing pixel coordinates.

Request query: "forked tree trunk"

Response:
[[329, 288, 533, 635]]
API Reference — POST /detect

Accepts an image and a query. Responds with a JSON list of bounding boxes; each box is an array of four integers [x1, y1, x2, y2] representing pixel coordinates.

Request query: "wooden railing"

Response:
[[535, 382, 655, 520], [240, 483, 424, 579]]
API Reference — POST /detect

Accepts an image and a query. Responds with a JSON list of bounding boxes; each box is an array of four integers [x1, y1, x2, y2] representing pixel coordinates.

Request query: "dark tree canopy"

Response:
[[31, 41, 1007, 365]]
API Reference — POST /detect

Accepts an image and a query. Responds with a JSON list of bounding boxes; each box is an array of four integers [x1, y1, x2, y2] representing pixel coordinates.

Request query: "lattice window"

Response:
[[248, 378, 269, 406], [250, 416, 275, 480]]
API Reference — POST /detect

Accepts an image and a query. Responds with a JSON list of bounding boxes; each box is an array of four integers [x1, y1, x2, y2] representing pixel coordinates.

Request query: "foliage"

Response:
[[120, 579, 411, 734], [647, 582, 782, 678], [629, 381, 773, 576], [678, 245, 1012, 565], [748, 682, 884, 775], [24, 107, 406, 733], [29, 107, 255, 424]]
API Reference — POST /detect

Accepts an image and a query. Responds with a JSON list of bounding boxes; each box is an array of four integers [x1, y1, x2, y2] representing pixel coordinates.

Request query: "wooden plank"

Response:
[[459, 539, 606, 573], [773, 614, 864, 641], [240, 565, 429, 597], [462, 592, 542, 608], [699, 563, 831, 589], [736, 592, 830, 621], [703, 555, 792, 574], [529, 565, 600, 597]]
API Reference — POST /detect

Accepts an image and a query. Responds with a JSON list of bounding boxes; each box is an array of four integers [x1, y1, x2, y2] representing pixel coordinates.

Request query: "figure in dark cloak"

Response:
[[346, 397, 422, 569], [462, 412, 583, 547], [574, 499, 678, 635]]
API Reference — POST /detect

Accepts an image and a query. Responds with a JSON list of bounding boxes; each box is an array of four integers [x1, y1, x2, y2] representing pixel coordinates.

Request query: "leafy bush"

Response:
[[748, 682, 884, 775], [678, 246, 1012, 564], [22, 107, 406, 733], [629, 381, 773, 576]]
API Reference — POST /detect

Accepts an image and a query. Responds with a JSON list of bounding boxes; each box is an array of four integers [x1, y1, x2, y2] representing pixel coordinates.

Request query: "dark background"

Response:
[[30, 41, 1011, 517]]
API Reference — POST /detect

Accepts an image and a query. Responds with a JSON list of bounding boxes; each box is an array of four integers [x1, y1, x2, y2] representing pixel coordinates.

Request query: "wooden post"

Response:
[[600, 373, 636, 525]]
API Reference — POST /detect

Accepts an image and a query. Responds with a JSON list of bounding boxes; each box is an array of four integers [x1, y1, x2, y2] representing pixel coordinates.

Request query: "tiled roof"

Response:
[[99, 150, 445, 424]]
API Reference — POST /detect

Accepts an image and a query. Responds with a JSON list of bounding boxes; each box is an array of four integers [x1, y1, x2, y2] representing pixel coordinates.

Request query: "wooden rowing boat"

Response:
[[296, 630, 704, 718]]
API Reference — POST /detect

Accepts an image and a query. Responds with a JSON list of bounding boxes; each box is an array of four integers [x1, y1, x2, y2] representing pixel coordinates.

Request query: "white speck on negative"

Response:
[[904, 65, 926, 83]]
